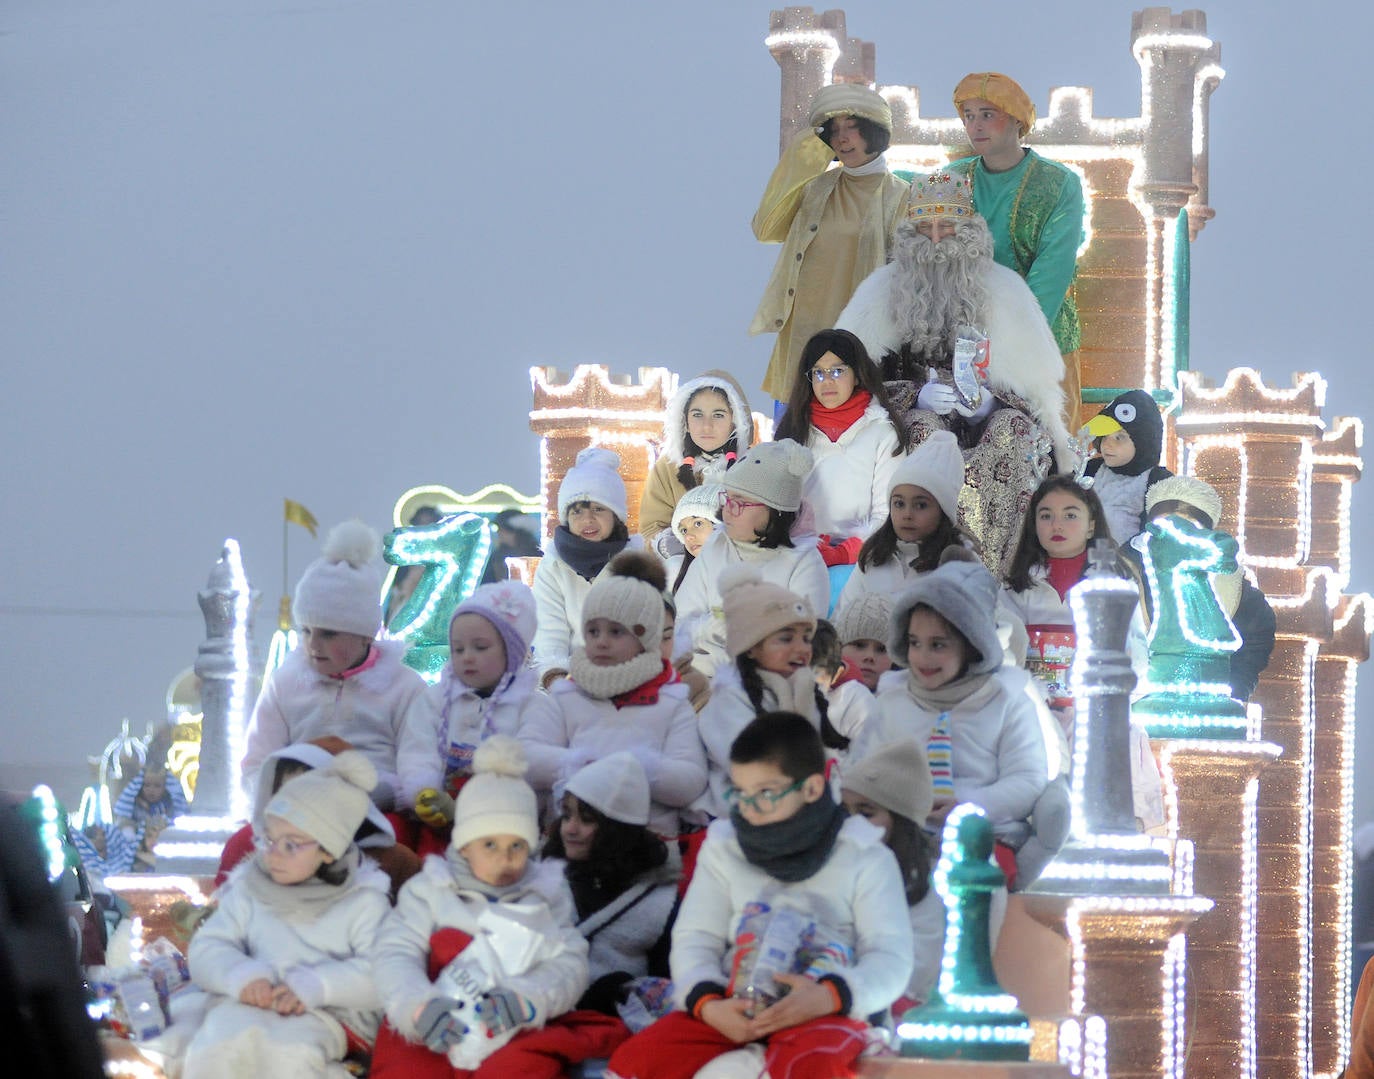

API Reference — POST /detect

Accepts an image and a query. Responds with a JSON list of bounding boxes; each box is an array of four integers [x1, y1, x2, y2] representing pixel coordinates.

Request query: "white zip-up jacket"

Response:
[[802, 403, 902, 540]]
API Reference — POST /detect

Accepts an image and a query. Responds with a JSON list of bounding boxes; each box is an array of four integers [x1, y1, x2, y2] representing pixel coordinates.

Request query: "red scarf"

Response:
[[810, 389, 872, 443], [830, 660, 866, 689], [1046, 551, 1089, 602], [612, 659, 678, 708]]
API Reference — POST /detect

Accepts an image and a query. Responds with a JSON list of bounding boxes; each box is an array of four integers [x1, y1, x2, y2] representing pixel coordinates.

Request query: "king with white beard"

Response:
[[836, 170, 1077, 573]]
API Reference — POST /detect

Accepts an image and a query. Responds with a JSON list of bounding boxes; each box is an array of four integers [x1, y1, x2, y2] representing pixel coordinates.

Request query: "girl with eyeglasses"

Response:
[[186, 752, 391, 1077], [774, 329, 910, 572], [672, 440, 830, 678], [690, 564, 851, 822]]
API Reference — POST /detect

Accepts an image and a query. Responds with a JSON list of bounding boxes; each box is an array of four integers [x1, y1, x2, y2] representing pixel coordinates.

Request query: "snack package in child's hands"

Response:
[[116, 973, 167, 1041], [952, 327, 990, 410], [727, 905, 810, 1015]]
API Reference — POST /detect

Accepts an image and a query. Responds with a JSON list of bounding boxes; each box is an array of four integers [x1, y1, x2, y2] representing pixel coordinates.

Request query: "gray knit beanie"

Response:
[[723, 439, 813, 513], [889, 560, 1003, 675]]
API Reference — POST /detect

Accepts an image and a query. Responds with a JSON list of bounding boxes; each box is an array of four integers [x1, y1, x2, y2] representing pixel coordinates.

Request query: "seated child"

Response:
[[666, 482, 725, 593], [242, 520, 433, 811], [114, 760, 189, 872], [1128, 475, 1276, 704], [639, 372, 754, 544], [837, 430, 973, 611], [674, 439, 829, 675], [1081, 389, 1173, 546], [833, 592, 895, 693], [524, 552, 708, 836], [693, 565, 847, 820], [809, 618, 871, 749], [397, 580, 559, 826], [840, 740, 1008, 1013], [861, 559, 1049, 887], [370, 737, 599, 1079], [218, 739, 420, 897], [542, 754, 680, 1016], [605, 712, 913, 1079], [533, 447, 638, 684], [185, 752, 391, 1078]]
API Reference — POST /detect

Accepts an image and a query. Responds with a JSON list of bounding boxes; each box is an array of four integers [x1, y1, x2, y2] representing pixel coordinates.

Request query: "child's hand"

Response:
[[749, 974, 839, 1036], [239, 978, 277, 1009], [271, 985, 306, 1016], [699, 997, 757, 1043], [415, 997, 469, 1053], [477, 988, 535, 1036], [415, 788, 455, 827]]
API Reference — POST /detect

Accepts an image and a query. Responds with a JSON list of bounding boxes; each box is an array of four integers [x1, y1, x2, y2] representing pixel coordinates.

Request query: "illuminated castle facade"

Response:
[[524, 8, 1370, 1078]]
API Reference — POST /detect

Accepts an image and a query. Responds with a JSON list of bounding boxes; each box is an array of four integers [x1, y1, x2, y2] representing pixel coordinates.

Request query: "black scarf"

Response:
[[552, 525, 629, 582], [731, 795, 847, 883]]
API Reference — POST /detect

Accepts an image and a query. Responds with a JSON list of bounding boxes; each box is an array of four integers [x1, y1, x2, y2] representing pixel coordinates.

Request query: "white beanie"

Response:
[[834, 592, 893, 647], [842, 740, 934, 825], [451, 736, 539, 852], [724, 439, 813, 513], [450, 580, 538, 676], [264, 750, 377, 859], [294, 521, 385, 638], [1146, 475, 1224, 531], [890, 431, 964, 525], [721, 562, 815, 657], [565, 752, 651, 827], [580, 551, 667, 653], [558, 447, 628, 525], [672, 483, 725, 538]]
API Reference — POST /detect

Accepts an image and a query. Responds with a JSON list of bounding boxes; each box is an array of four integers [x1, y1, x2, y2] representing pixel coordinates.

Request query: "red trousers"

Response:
[[371, 1010, 630, 1079], [605, 1010, 871, 1079]]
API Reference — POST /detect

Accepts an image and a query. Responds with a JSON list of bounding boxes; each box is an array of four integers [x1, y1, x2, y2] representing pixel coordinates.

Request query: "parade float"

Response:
[[58, 7, 1369, 1078]]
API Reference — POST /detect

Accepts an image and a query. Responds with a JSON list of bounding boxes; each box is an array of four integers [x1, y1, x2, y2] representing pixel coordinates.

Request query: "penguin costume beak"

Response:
[[1085, 414, 1123, 437]]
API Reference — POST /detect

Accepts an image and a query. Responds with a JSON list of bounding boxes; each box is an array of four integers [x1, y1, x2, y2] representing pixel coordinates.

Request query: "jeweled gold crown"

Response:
[[903, 170, 974, 221]]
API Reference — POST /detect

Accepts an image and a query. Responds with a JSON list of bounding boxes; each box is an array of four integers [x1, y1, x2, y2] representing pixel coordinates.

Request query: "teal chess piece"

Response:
[[899, 805, 1031, 1060], [1132, 513, 1245, 738], [383, 513, 492, 680]]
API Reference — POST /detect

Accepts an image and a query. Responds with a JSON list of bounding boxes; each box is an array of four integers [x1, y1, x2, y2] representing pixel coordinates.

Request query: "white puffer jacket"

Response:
[[803, 403, 902, 540]]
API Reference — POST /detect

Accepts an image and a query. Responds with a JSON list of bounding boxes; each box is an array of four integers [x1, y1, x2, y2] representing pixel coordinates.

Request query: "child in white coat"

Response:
[[524, 552, 709, 837], [773, 328, 910, 566], [370, 738, 596, 1079], [860, 559, 1049, 889], [186, 751, 391, 1079], [533, 447, 638, 684], [693, 565, 849, 820], [674, 439, 829, 675], [837, 430, 973, 610], [241, 521, 433, 811], [833, 591, 895, 693], [397, 580, 560, 832]]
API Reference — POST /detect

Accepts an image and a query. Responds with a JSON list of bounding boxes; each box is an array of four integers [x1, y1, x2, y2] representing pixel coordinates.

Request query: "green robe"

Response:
[[950, 150, 1084, 353]]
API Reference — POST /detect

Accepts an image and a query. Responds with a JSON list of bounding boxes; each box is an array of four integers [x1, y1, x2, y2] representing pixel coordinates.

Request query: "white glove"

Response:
[[916, 380, 959, 416], [952, 391, 997, 422]]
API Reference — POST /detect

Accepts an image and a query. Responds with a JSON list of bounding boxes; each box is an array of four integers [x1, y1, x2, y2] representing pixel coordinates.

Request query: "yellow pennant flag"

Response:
[[284, 499, 318, 537]]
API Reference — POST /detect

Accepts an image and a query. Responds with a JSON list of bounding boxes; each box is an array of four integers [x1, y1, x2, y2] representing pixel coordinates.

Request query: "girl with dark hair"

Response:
[[751, 84, 910, 408], [639, 372, 755, 545], [672, 440, 829, 676], [691, 564, 850, 821], [774, 329, 910, 568], [837, 429, 978, 612], [1002, 475, 1115, 626], [542, 754, 680, 1020]]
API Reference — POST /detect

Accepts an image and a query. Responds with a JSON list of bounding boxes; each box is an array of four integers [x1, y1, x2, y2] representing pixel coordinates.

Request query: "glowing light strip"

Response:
[[763, 29, 842, 53], [223, 540, 252, 822], [529, 408, 669, 424], [102, 873, 209, 900], [1297, 637, 1319, 1077], [381, 514, 492, 642], [153, 841, 227, 860], [30, 784, 66, 881], [530, 365, 675, 401], [1178, 367, 1327, 408], [1241, 772, 1260, 1079]]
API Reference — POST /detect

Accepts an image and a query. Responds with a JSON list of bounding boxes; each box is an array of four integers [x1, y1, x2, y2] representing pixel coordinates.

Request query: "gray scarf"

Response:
[[730, 795, 847, 883]]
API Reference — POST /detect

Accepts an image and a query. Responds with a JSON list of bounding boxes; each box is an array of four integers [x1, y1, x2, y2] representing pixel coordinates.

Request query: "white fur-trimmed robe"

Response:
[[835, 258, 1074, 473]]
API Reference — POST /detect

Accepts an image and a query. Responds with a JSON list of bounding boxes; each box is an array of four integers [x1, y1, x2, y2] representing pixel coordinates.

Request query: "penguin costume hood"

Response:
[[1083, 389, 1166, 478]]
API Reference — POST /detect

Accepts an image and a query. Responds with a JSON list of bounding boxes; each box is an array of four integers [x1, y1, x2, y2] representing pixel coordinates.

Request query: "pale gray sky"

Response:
[[4, 0, 1373, 815]]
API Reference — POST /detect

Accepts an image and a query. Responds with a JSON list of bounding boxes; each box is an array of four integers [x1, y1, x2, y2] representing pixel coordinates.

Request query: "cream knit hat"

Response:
[[1146, 475, 1224, 531], [558, 447, 628, 525], [724, 439, 813, 513], [451, 737, 539, 852], [672, 483, 725, 538], [565, 752, 651, 827], [807, 83, 894, 132], [890, 431, 964, 525], [721, 563, 815, 657], [842, 740, 934, 825], [834, 592, 894, 647], [581, 551, 668, 653], [293, 520, 385, 638], [263, 750, 377, 859]]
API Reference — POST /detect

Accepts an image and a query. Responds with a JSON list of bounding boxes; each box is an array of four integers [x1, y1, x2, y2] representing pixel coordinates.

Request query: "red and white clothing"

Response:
[[802, 398, 902, 541]]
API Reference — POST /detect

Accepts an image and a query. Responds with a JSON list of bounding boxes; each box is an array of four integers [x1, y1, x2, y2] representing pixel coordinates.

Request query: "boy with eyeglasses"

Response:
[[606, 712, 912, 1079]]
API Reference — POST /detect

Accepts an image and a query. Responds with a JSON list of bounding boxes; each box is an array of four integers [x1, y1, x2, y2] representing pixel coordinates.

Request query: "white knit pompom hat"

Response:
[[558, 447, 628, 525], [451, 736, 539, 852], [294, 520, 385, 638], [672, 483, 726, 539]]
